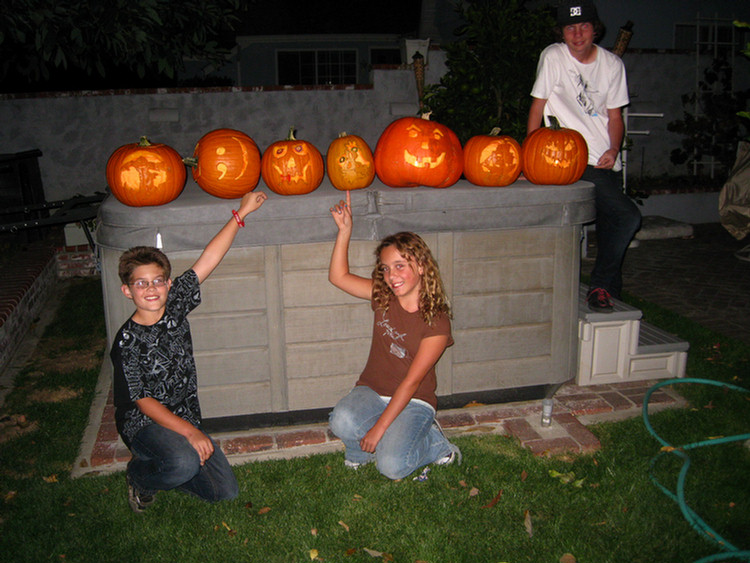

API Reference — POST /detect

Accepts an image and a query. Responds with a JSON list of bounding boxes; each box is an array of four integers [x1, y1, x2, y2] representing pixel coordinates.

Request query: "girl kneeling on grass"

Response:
[[328, 192, 461, 480]]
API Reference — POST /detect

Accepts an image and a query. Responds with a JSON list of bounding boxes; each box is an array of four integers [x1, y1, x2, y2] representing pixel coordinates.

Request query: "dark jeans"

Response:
[[128, 423, 238, 502], [583, 166, 642, 298]]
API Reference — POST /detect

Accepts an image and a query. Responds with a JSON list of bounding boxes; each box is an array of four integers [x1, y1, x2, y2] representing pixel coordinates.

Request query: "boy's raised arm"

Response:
[[192, 191, 267, 283]]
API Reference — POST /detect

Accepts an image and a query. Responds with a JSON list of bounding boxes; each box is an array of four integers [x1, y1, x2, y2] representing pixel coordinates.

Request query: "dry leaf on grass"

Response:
[[521, 470, 528, 482], [338, 520, 350, 532], [559, 553, 577, 563], [309, 549, 319, 560], [43, 474, 58, 483], [481, 489, 503, 509], [257, 506, 271, 514], [524, 509, 533, 537], [469, 487, 479, 497]]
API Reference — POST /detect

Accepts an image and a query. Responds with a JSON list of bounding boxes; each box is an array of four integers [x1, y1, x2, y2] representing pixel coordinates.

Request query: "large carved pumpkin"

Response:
[[463, 128, 522, 187], [261, 127, 324, 195], [521, 117, 588, 185], [374, 114, 463, 188], [187, 128, 261, 198], [106, 136, 186, 207], [326, 132, 375, 191]]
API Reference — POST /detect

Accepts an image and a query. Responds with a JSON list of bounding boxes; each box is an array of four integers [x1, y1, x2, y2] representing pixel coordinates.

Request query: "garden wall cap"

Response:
[[556, 1, 598, 26]]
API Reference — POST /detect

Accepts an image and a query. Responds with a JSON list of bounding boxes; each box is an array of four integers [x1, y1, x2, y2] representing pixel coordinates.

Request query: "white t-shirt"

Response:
[[530, 42, 629, 170]]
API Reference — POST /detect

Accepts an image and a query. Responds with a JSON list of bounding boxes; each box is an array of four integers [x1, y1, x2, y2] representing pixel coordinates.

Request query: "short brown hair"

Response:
[[118, 246, 171, 284]]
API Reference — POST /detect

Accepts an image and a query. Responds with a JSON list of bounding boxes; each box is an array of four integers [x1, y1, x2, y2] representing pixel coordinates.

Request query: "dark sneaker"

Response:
[[127, 472, 155, 514], [587, 287, 614, 313]]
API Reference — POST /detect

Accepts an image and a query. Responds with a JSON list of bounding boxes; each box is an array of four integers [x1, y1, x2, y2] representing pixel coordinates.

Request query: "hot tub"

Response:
[[96, 177, 594, 429]]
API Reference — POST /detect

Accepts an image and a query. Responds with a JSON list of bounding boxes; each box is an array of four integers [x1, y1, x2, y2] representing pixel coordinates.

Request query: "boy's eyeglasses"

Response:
[[129, 278, 168, 290]]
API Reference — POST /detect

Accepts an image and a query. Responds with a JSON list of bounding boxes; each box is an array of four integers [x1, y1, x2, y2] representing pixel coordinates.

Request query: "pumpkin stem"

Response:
[[420, 111, 433, 121], [183, 156, 198, 168], [489, 127, 502, 136], [546, 116, 561, 130], [138, 136, 152, 147], [287, 127, 296, 141], [338, 131, 348, 138]]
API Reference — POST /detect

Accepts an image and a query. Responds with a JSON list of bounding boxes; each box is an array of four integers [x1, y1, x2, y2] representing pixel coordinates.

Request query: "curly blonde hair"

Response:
[[372, 232, 451, 326]]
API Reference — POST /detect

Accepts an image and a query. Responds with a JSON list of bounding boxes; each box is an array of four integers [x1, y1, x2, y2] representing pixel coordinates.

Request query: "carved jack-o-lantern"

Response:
[[374, 114, 463, 188], [521, 116, 588, 185], [463, 128, 522, 187], [105, 136, 186, 207], [261, 127, 324, 195], [187, 128, 261, 199], [326, 132, 375, 190]]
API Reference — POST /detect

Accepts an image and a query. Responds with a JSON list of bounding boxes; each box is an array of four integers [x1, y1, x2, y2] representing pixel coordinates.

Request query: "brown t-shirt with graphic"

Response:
[[356, 297, 453, 410]]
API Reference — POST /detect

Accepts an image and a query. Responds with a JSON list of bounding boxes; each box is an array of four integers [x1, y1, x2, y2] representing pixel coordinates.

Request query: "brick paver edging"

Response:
[[71, 362, 685, 479]]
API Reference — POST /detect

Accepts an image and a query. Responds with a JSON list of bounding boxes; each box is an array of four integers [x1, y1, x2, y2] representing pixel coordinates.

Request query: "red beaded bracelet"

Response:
[[231, 210, 245, 227]]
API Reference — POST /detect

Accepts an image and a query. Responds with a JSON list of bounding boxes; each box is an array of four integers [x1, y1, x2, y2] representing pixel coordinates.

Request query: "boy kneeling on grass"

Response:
[[110, 191, 267, 513]]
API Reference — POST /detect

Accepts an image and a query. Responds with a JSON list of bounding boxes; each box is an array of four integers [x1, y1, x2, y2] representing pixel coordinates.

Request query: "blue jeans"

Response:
[[329, 385, 456, 480], [583, 166, 642, 298], [128, 423, 238, 502]]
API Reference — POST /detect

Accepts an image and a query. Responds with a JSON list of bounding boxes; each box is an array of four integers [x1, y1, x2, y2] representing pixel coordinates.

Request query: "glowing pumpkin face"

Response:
[[326, 132, 375, 190], [463, 128, 522, 187], [105, 136, 186, 207], [261, 127, 324, 195], [521, 117, 588, 185], [189, 128, 261, 199], [374, 115, 463, 188]]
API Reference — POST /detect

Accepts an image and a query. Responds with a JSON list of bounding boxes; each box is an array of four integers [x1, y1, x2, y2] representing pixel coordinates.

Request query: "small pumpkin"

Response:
[[521, 116, 588, 185], [463, 127, 522, 187], [326, 132, 375, 190], [374, 114, 463, 188], [186, 128, 261, 199], [105, 136, 186, 207], [261, 127, 324, 195]]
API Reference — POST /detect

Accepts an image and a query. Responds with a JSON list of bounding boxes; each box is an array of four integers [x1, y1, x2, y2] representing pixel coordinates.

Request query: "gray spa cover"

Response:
[[95, 177, 595, 252]]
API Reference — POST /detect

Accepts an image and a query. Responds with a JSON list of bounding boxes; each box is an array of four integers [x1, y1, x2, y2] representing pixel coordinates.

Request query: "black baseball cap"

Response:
[[557, 1, 598, 26]]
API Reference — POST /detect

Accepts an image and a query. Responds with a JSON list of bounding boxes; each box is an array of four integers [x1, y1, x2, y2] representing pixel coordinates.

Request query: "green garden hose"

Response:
[[642, 378, 750, 563]]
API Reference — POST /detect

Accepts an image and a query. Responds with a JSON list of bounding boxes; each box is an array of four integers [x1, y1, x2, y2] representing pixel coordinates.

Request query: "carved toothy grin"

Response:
[[403, 149, 446, 169]]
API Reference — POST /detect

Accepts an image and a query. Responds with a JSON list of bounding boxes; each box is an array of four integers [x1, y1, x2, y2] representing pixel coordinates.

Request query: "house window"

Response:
[[277, 50, 357, 85], [674, 20, 746, 56]]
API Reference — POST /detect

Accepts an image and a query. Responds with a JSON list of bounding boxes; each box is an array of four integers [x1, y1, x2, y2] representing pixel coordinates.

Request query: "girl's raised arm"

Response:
[[328, 191, 372, 300]]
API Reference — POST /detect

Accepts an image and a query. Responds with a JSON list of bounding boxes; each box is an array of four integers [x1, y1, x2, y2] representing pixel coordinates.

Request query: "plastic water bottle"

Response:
[[541, 398, 553, 427]]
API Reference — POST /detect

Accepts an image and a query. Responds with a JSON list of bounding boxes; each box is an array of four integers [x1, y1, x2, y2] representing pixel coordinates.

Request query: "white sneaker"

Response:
[[344, 459, 362, 469], [434, 444, 462, 466]]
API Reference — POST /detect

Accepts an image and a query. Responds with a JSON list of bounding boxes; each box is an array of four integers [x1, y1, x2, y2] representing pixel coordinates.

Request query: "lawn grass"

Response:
[[0, 278, 748, 563]]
